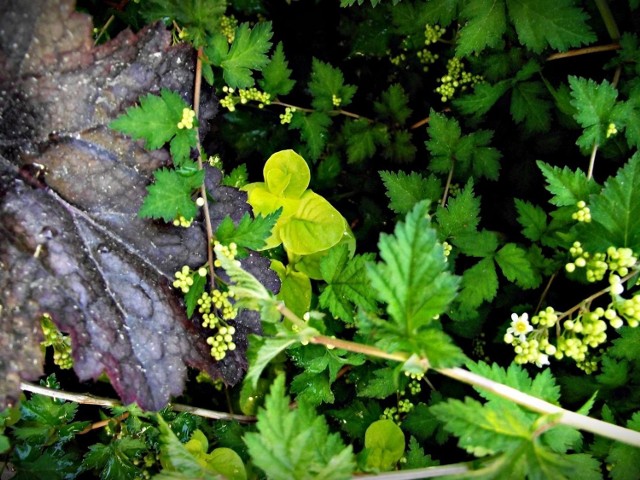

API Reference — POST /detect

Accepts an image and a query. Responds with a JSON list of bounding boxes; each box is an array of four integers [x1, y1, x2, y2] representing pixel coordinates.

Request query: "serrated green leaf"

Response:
[[208, 22, 273, 88], [436, 179, 481, 237], [215, 210, 280, 251], [222, 164, 249, 188], [454, 80, 510, 120], [426, 111, 501, 180], [289, 111, 331, 161], [140, 0, 226, 48], [610, 327, 640, 361], [83, 438, 147, 480], [259, 42, 295, 97], [245, 334, 298, 389], [569, 76, 619, 151], [452, 230, 499, 257], [431, 396, 533, 454], [582, 153, 640, 253], [422, 0, 460, 25], [515, 199, 548, 241], [328, 400, 383, 441], [367, 201, 460, 357], [110, 89, 191, 153], [537, 160, 600, 207], [379, 170, 440, 215], [402, 403, 439, 442], [374, 83, 412, 124], [596, 356, 629, 388], [290, 371, 334, 406], [608, 412, 640, 480], [496, 243, 538, 288], [244, 375, 355, 480], [510, 81, 553, 133], [309, 58, 357, 111], [456, 0, 507, 57], [457, 257, 498, 310], [319, 244, 377, 322], [404, 436, 439, 469], [387, 130, 417, 163], [343, 120, 389, 164], [138, 167, 204, 222], [506, 0, 595, 53], [356, 367, 398, 399]]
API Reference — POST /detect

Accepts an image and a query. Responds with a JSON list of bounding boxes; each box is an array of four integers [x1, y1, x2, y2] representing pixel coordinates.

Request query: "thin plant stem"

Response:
[[193, 47, 216, 282], [587, 142, 598, 180], [594, 0, 621, 41], [546, 43, 620, 61], [19, 381, 256, 423], [534, 271, 558, 314], [441, 163, 455, 207]]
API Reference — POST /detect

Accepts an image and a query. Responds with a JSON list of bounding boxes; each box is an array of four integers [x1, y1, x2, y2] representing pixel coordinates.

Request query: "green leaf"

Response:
[[207, 22, 273, 88], [328, 400, 383, 441], [245, 334, 299, 389], [140, 0, 226, 48], [356, 367, 399, 399], [308, 58, 357, 111], [83, 438, 146, 480], [582, 153, 640, 253], [244, 375, 355, 480], [319, 244, 378, 322], [426, 111, 501, 180], [367, 200, 460, 355], [537, 160, 599, 207], [608, 412, 640, 480], [154, 416, 221, 479], [138, 167, 204, 222], [215, 210, 280, 252], [596, 356, 629, 388], [569, 76, 619, 151], [436, 179, 481, 238], [343, 120, 389, 164], [222, 164, 249, 188], [402, 403, 440, 443], [403, 436, 439, 469], [184, 272, 206, 318], [510, 81, 553, 133], [290, 371, 334, 406], [456, 0, 507, 57], [374, 84, 412, 124], [506, 0, 596, 53], [379, 170, 440, 215], [452, 230, 499, 257], [110, 89, 193, 154], [430, 396, 533, 454], [610, 327, 640, 361], [457, 257, 499, 310], [422, 0, 460, 25], [495, 243, 538, 288], [259, 42, 295, 97], [289, 111, 331, 161], [363, 420, 405, 471], [454, 80, 510, 120], [515, 199, 548, 241], [271, 259, 312, 318]]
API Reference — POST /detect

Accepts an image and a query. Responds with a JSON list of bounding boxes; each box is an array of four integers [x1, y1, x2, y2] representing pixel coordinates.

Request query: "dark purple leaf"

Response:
[[0, 0, 278, 410]]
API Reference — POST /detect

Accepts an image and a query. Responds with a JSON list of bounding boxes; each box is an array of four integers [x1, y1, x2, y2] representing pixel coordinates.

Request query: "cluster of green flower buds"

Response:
[[435, 57, 483, 102], [40, 314, 73, 370]]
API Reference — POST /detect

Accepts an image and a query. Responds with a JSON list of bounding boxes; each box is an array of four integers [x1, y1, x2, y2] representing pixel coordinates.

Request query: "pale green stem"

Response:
[[594, 0, 621, 40]]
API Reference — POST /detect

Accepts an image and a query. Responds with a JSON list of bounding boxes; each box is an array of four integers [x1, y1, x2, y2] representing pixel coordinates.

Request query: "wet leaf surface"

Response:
[[0, 0, 278, 410]]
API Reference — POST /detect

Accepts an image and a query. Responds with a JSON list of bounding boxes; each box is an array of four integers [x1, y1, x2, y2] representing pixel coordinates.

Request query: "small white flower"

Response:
[[535, 353, 550, 368], [507, 313, 533, 342]]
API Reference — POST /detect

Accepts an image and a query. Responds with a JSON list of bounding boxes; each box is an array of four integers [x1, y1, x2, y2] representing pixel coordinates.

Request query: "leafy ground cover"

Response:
[[1, 0, 640, 478]]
